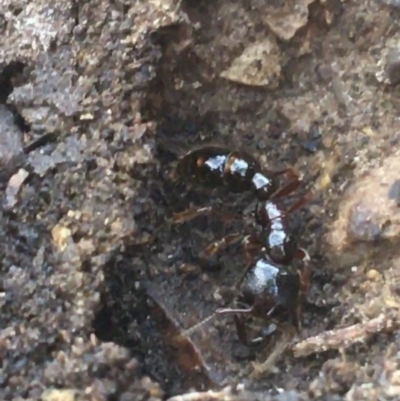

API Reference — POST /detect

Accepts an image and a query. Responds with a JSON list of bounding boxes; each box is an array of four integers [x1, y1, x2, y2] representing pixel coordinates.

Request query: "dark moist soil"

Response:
[[2, 0, 400, 400]]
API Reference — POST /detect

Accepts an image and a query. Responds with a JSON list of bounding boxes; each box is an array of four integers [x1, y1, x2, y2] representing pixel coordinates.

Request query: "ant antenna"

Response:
[[180, 306, 253, 337], [180, 312, 218, 337]]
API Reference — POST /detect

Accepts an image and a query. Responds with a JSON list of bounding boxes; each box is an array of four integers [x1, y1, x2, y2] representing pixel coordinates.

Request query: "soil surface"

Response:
[[2, 0, 400, 400]]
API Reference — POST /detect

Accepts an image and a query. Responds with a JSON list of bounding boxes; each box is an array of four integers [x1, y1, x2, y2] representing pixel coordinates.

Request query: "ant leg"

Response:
[[295, 247, 312, 292], [243, 234, 264, 259], [180, 304, 253, 338], [285, 192, 313, 215], [270, 179, 302, 200], [271, 167, 300, 180], [295, 247, 310, 263], [226, 235, 264, 290], [146, 206, 244, 245], [291, 303, 302, 335], [216, 306, 254, 315], [294, 248, 337, 317], [180, 313, 218, 337], [173, 206, 242, 224], [201, 232, 243, 258], [234, 314, 249, 345], [251, 325, 295, 376]]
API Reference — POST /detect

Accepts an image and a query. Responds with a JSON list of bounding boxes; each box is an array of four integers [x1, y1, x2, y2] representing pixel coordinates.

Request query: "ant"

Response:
[[167, 144, 313, 353]]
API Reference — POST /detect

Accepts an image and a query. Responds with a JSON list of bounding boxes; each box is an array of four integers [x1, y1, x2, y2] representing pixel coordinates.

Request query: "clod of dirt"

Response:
[[0, 105, 24, 181], [278, 91, 338, 133], [9, 48, 85, 133], [308, 358, 358, 397], [0, 0, 179, 398], [220, 36, 281, 87], [343, 343, 400, 400], [0, 0, 74, 64], [254, 0, 316, 41], [327, 152, 400, 268], [28, 135, 85, 177]]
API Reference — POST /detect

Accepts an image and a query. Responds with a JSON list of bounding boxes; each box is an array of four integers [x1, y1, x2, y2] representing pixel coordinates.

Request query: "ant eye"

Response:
[[196, 157, 205, 167]]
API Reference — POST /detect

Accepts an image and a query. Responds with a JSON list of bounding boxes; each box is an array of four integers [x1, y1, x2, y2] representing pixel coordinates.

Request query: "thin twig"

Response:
[[292, 314, 396, 358]]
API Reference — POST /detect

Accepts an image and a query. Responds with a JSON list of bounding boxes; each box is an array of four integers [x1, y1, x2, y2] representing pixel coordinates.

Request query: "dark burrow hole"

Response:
[[0, 62, 31, 133], [93, 248, 213, 397]]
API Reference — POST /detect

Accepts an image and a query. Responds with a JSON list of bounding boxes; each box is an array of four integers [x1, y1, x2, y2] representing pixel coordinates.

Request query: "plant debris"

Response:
[[293, 314, 397, 358]]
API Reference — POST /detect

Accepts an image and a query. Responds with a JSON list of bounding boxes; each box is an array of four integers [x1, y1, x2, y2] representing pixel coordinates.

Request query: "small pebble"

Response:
[[366, 269, 380, 280]]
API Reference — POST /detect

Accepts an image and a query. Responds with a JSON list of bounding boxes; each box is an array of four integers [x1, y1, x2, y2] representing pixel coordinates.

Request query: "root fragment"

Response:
[[292, 314, 396, 358]]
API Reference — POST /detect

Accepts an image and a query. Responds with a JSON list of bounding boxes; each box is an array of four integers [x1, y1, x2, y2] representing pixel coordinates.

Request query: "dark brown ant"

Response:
[[168, 144, 313, 358]]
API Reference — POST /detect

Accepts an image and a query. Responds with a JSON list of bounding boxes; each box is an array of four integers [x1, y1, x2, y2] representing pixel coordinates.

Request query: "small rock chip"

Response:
[[220, 36, 281, 87], [260, 0, 316, 41], [5, 168, 29, 209], [28, 135, 84, 177], [366, 269, 380, 281], [328, 152, 400, 267]]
